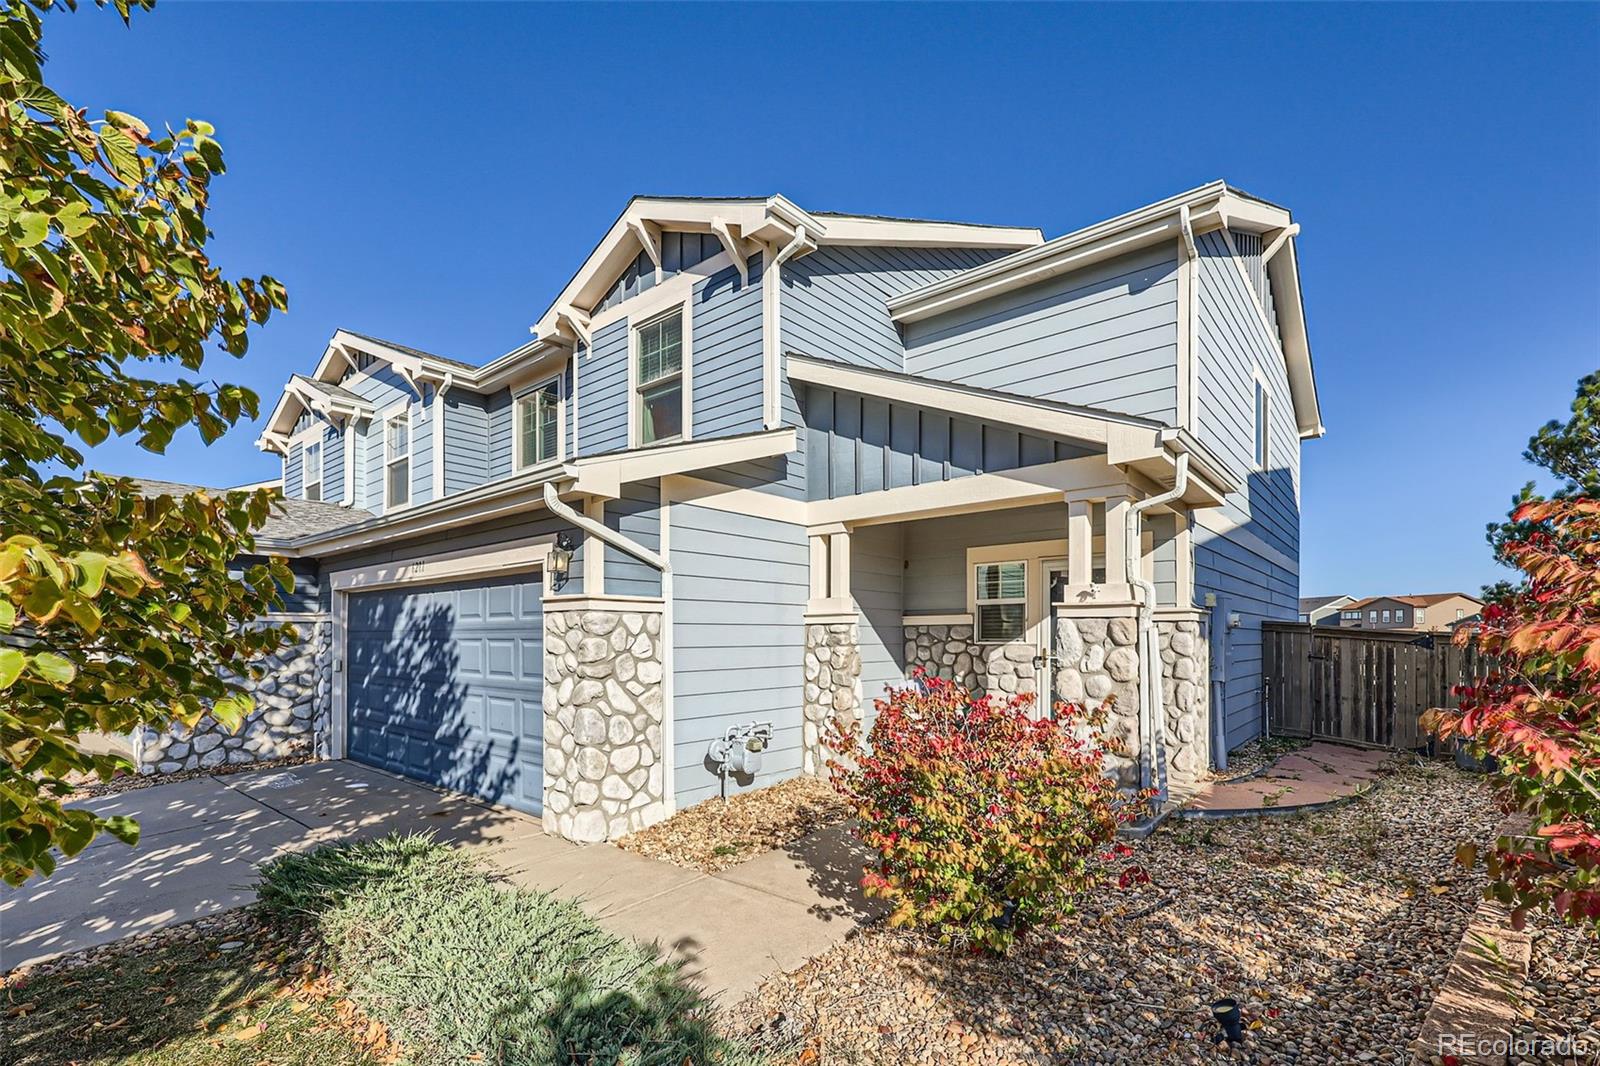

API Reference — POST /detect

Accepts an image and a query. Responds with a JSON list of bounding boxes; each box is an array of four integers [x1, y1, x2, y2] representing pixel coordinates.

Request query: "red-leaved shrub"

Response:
[[826, 669, 1149, 952]]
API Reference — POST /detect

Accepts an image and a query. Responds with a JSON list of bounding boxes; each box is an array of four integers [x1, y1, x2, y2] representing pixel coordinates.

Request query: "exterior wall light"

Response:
[[548, 532, 577, 590]]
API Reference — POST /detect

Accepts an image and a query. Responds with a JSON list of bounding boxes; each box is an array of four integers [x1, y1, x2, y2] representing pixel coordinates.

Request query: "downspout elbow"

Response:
[[542, 481, 669, 574]]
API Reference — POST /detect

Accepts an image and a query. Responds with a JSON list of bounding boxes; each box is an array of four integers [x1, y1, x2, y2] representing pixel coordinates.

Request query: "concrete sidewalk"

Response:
[[0, 760, 876, 1002]]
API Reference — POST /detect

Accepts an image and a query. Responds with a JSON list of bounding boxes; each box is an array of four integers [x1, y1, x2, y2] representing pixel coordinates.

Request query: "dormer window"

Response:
[[634, 310, 685, 445], [385, 410, 410, 509], [517, 379, 562, 469], [302, 441, 322, 502]]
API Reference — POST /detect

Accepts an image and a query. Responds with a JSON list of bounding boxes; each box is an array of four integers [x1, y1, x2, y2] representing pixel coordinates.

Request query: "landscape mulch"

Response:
[[1516, 912, 1600, 1064], [617, 775, 851, 873], [730, 759, 1511, 1065]]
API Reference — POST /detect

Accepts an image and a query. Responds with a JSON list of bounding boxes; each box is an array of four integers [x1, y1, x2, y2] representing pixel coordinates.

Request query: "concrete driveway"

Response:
[[1, 761, 561, 971], [1, 760, 880, 1001]]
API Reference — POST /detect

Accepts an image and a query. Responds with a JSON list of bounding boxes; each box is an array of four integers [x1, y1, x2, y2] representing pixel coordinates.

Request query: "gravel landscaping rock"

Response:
[[730, 759, 1509, 1064], [63, 752, 313, 802], [617, 776, 850, 873], [1514, 912, 1600, 1064]]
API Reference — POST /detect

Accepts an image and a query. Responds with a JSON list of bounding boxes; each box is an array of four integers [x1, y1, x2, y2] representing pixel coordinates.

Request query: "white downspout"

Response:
[[763, 224, 810, 429], [1125, 450, 1189, 801]]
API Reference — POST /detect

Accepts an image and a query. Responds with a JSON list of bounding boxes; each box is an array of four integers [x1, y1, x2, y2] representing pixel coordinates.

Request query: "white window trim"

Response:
[[384, 405, 413, 512], [1252, 367, 1271, 472], [973, 559, 1027, 644], [628, 301, 693, 449], [302, 440, 323, 503], [515, 374, 566, 471], [965, 540, 1067, 646]]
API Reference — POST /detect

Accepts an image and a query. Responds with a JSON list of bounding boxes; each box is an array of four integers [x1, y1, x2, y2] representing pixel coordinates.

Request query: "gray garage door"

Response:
[[346, 573, 544, 814]]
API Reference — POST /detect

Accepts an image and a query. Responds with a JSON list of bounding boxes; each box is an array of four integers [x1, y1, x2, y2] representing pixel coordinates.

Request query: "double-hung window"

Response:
[[517, 380, 561, 469], [635, 311, 684, 445], [1415, 608, 1426, 626], [1381, 609, 1391, 623], [1254, 379, 1270, 470], [302, 441, 322, 502], [385, 411, 410, 509], [974, 560, 1027, 643]]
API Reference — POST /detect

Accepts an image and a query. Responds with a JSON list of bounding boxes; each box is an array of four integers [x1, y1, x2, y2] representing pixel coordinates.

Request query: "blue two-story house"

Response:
[[226, 183, 1320, 842]]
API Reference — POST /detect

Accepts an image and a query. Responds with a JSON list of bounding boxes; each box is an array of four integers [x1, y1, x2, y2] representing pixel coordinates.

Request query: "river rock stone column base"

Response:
[[1053, 614, 1141, 788], [803, 620, 861, 775], [1158, 618, 1209, 788], [138, 616, 331, 775], [543, 608, 666, 844], [902, 624, 1038, 700]]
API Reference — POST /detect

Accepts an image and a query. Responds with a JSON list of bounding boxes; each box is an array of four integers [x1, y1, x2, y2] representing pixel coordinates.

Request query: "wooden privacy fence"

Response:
[[1261, 622, 1490, 749]]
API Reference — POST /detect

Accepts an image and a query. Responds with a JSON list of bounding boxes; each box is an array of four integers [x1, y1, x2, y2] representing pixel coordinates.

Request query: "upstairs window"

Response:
[[517, 380, 561, 469], [1395, 608, 1407, 625], [635, 311, 684, 445], [1254, 378, 1270, 470], [1415, 608, 1426, 625], [974, 561, 1027, 643], [385, 411, 410, 509], [1369, 610, 1377, 623], [1381, 609, 1391, 623], [302, 441, 323, 502]]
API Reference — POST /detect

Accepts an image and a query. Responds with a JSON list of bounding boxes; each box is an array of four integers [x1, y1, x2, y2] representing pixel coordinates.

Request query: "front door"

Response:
[[1033, 560, 1070, 717]]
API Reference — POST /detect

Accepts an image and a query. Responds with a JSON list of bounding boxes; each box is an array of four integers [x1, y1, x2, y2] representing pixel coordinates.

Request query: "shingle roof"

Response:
[[130, 479, 369, 542], [1299, 595, 1351, 613], [1344, 593, 1483, 612], [340, 330, 479, 371], [290, 373, 370, 406]]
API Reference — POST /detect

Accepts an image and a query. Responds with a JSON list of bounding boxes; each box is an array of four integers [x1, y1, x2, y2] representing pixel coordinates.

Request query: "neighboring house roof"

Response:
[[130, 478, 370, 544], [886, 180, 1322, 441], [1344, 593, 1483, 612], [1300, 595, 1353, 614]]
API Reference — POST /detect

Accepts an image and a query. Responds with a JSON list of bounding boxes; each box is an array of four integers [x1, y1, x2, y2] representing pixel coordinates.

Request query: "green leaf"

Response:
[[55, 810, 97, 857], [102, 815, 141, 846], [0, 601, 14, 631], [72, 551, 108, 596], [99, 125, 143, 187], [30, 652, 76, 686], [0, 648, 23, 690], [16, 211, 49, 247]]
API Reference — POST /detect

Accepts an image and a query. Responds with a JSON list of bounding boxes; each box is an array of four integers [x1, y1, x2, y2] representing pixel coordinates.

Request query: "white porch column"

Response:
[[582, 496, 606, 594], [1066, 496, 1094, 586], [1102, 494, 1131, 590]]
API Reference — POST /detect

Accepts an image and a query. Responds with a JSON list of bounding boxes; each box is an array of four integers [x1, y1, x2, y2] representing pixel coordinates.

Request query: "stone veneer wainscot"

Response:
[[542, 604, 667, 843], [802, 618, 862, 775]]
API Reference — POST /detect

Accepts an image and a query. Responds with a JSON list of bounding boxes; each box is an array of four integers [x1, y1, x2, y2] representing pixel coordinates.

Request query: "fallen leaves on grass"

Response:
[[617, 776, 850, 872]]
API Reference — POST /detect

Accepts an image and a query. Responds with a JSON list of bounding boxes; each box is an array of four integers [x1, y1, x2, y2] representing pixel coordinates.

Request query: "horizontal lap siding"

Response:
[[1191, 229, 1302, 752], [903, 245, 1180, 424], [670, 504, 807, 807], [804, 385, 1097, 500], [411, 391, 434, 506], [322, 424, 345, 503], [782, 245, 1006, 371], [284, 444, 303, 497], [692, 256, 765, 438], [485, 390, 514, 482], [852, 524, 906, 716], [319, 510, 581, 599], [605, 480, 662, 598], [698, 454, 807, 500], [444, 392, 490, 494], [579, 322, 630, 455], [903, 504, 1067, 614], [343, 364, 412, 516]]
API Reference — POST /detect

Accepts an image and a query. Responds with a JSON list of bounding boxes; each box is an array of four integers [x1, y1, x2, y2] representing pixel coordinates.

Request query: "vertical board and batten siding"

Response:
[[1189, 228, 1302, 752], [852, 524, 906, 716], [780, 245, 1007, 372], [803, 384, 1097, 501], [670, 504, 808, 807], [901, 244, 1181, 425], [284, 443, 303, 497], [691, 256, 766, 439], [578, 321, 630, 455], [902, 504, 1068, 614], [603, 480, 662, 598]]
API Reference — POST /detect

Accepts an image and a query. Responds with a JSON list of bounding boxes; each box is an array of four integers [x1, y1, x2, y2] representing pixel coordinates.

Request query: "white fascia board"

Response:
[[569, 429, 798, 499], [787, 355, 1163, 451], [813, 215, 1042, 249], [887, 181, 1232, 324], [329, 330, 456, 387], [1268, 239, 1323, 439]]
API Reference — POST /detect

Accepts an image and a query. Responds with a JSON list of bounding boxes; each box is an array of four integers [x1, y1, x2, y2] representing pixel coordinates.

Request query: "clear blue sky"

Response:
[[43, 2, 1599, 598]]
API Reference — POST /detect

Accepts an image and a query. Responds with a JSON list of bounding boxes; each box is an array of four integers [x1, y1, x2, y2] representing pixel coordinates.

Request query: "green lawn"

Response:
[[1, 919, 372, 1066]]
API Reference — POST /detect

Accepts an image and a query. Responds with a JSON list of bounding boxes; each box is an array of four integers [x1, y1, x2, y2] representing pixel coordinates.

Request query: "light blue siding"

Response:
[[284, 443, 303, 497], [691, 256, 765, 438], [1190, 228, 1301, 752], [902, 244, 1181, 424], [1150, 512, 1177, 606], [903, 504, 1067, 614], [322, 425, 345, 503], [319, 510, 582, 598], [486, 390, 514, 481], [579, 322, 629, 455], [338, 364, 414, 516], [411, 388, 434, 507], [604, 480, 662, 597], [852, 523, 906, 718], [444, 391, 490, 494], [803, 384, 1097, 501], [670, 504, 807, 807], [698, 454, 807, 500], [781, 245, 1007, 371]]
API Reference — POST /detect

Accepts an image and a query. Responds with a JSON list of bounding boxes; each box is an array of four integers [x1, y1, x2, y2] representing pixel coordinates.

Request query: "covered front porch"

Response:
[[792, 415, 1234, 797]]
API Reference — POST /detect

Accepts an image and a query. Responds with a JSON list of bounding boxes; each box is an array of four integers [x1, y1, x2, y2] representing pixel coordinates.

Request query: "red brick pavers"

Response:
[[1181, 741, 1392, 817]]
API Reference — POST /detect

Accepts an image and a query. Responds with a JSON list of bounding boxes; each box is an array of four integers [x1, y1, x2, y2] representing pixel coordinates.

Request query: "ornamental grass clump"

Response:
[[826, 670, 1149, 952]]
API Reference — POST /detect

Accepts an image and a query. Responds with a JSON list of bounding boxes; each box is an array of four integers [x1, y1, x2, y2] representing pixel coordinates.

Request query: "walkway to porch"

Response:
[[1176, 741, 1391, 818]]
